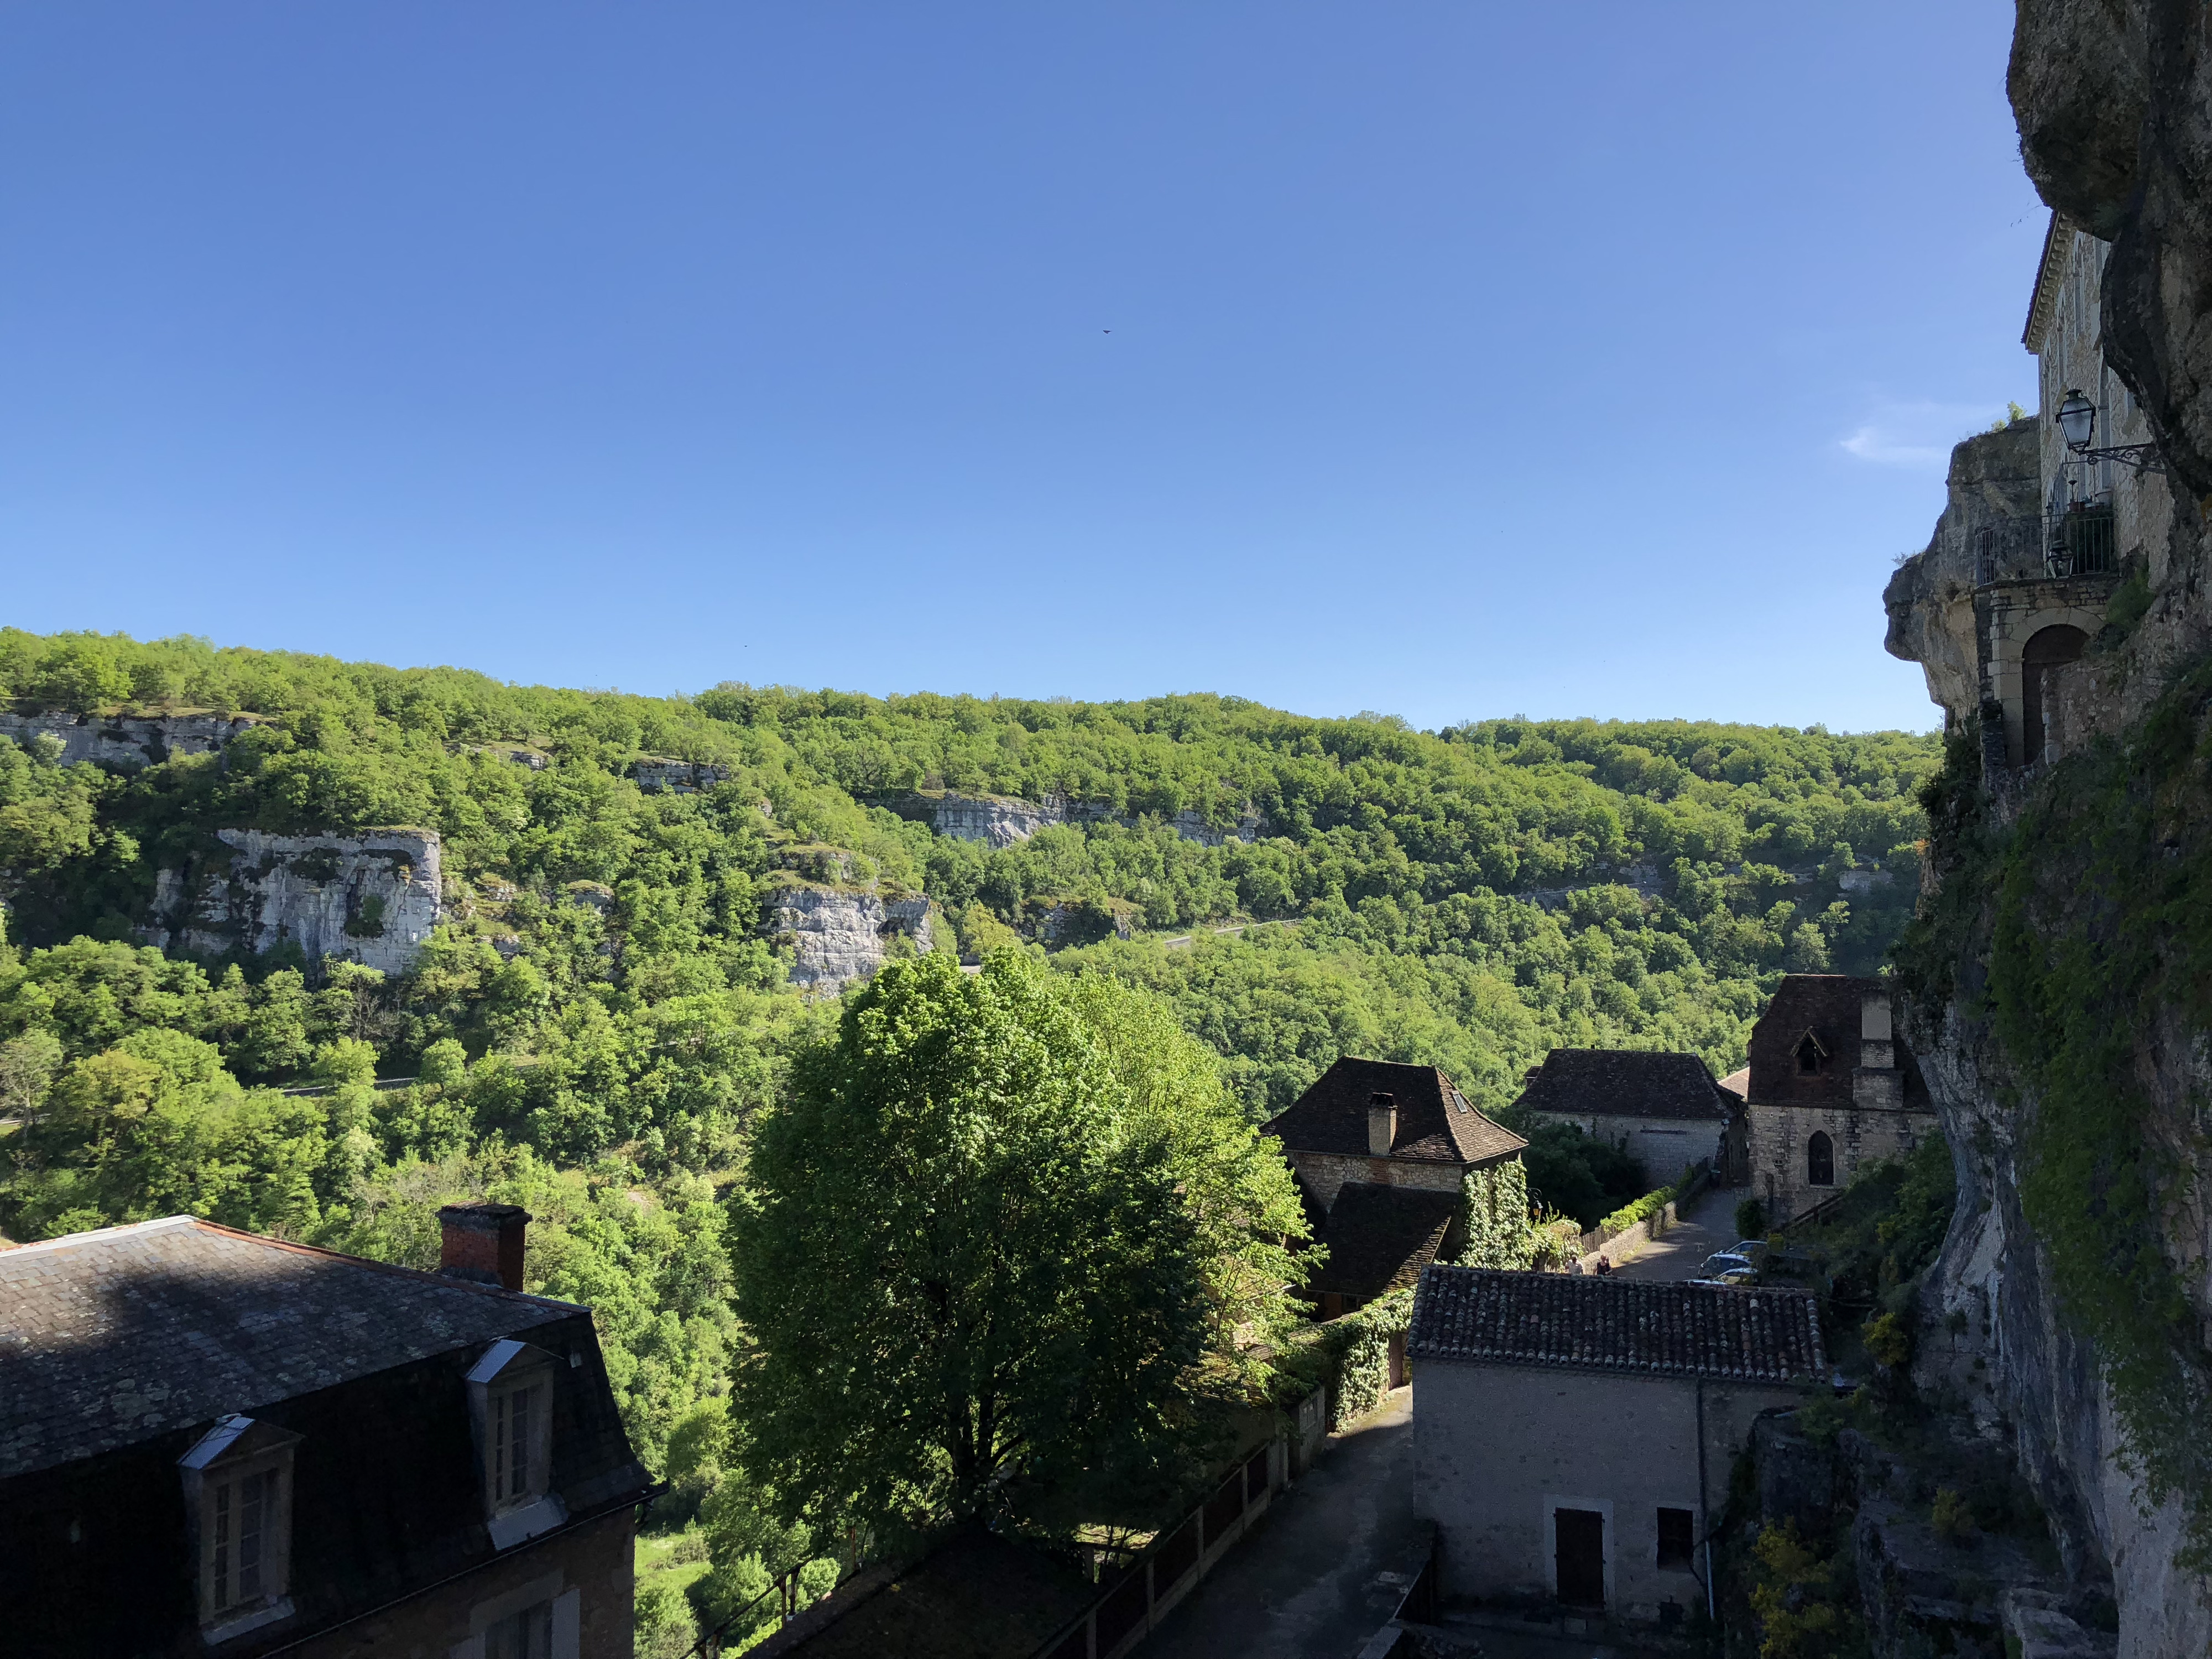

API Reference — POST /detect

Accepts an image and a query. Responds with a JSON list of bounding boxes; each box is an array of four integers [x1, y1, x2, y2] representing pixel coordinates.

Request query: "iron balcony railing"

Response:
[[1968, 505, 2119, 582]]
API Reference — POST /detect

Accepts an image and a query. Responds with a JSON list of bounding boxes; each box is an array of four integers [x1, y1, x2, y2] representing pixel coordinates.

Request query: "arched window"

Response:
[[1807, 1131, 1834, 1188]]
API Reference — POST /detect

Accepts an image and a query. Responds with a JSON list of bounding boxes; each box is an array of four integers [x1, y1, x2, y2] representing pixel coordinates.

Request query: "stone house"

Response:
[[1743, 975, 1936, 1225], [1262, 1058, 1527, 1321], [1509, 1048, 1746, 1189], [0, 1206, 653, 1657], [1408, 1266, 1823, 1625], [1886, 212, 2182, 778]]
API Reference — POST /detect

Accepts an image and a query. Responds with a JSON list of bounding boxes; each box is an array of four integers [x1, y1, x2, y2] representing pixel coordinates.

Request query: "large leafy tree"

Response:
[[728, 949, 1305, 1537]]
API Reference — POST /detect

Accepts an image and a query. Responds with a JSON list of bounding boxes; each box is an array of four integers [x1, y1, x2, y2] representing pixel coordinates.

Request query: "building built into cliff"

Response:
[[0, 1206, 653, 1657], [1262, 1057, 1526, 1322], [1509, 1048, 1745, 1188], [1887, 212, 2180, 777], [1741, 975, 1934, 1225]]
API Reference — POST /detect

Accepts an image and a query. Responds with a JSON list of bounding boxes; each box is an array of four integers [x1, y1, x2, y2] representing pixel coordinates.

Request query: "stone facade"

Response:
[[631, 759, 728, 794], [764, 880, 935, 993], [1413, 1359, 1801, 1621], [0, 709, 256, 770], [144, 828, 444, 977], [1282, 1149, 1465, 1216], [1741, 977, 1938, 1225], [289, 1507, 635, 1659]]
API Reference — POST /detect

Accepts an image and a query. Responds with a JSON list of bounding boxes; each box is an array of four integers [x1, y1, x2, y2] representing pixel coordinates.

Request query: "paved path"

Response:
[[1141, 1387, 1426, 1659], [1606, 1183, 1742, 1282]]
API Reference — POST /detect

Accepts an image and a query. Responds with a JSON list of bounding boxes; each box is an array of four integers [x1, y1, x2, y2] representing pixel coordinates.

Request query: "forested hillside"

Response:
[[0, 627, 1938, 1473]]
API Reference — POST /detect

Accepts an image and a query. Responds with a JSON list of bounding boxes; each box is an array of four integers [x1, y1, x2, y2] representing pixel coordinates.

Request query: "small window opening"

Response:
[[1657, 1507, 1696, 1571], [1794, 1031, 1829, 1075]]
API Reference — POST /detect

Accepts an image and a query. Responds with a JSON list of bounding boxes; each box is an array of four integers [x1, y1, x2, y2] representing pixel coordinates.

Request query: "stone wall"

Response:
[[1282, 1150, 1463, 1215], [144, 829, 444, 978], [1746, 1102, 1935, 1227], [0, 710, 255, 770], [1412, 1358, 1803, 1623], [763, 880, 935, 994], [1532, 1112, 1724, 1196]]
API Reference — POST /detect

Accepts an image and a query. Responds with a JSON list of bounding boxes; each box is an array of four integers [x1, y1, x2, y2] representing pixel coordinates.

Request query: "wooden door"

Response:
[[1554, 1508, 1605, 1608]]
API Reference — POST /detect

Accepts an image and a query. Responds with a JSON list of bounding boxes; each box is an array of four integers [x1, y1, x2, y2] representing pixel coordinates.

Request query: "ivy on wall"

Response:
[[1459, 1158, 1537, 1270]]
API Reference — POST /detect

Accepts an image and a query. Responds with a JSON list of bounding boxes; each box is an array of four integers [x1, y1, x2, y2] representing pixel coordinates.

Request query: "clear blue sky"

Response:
[[0, 3, 2042, 732]]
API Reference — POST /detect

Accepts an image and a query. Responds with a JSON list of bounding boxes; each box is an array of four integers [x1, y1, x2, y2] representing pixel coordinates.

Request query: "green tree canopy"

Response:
[[729, 950, 1305, 1538]]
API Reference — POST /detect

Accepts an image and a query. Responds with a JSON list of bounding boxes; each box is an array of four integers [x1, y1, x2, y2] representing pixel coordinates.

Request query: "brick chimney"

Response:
[[1367, 1092, 1397, 1157], [437, 1203, 530, 1291]]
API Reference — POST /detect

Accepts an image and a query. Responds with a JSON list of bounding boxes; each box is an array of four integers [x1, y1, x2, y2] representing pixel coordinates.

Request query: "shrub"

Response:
[[1735, 1197, 1766, 1240], [1932, 1486, 1979, 1548], [1863, 1311, 1911, 1370]]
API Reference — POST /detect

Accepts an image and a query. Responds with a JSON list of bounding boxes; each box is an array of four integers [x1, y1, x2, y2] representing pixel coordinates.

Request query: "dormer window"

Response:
[[179, 1415, 300, 1641], [1793, 1032, 1829, 1075], [468, 1340, 567, 1548]]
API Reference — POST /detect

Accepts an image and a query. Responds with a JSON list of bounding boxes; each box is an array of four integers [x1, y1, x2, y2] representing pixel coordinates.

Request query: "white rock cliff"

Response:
[[144, 828, 444, 977]]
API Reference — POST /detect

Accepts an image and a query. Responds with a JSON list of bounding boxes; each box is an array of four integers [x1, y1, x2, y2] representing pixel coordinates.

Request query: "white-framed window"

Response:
[[179, 1415, 301, 1638], [483, 1599, 554, 1659], [466, 1340, 565, 1546]]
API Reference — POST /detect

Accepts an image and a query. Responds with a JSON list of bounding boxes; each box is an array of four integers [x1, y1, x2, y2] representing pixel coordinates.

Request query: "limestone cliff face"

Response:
[[892, 791, 1267, 850], [0, 711, 255, 769], [764, 880, 934, 993], [144, 829, 444, 977], [1876, 8, 2212, 1652]]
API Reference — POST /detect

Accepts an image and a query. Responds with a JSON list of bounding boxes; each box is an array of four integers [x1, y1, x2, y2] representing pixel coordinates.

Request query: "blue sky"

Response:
[[0, 3, 2042, 732]]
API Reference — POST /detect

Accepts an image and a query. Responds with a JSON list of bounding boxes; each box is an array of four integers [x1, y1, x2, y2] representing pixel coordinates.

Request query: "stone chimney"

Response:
[[1367, 1092, 1397, 1157], [1853, 988, 1903, 1111], [437, 1202, 530, 1291]]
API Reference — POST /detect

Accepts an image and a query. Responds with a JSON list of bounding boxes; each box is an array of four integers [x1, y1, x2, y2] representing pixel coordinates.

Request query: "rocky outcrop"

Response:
[[0, 710, 255, 770], [764, 881, 934, 993], [1875, 9, 2212, 1653], [889, 791, 1269, 850], [632, 759, 728, 794], [144, 829, 444, 977]]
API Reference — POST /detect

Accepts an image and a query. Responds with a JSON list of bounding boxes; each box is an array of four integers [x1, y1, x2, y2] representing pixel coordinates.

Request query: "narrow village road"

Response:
[[1605, 1183, 1741, 1282], [1141, 1387, 1425, 1658]]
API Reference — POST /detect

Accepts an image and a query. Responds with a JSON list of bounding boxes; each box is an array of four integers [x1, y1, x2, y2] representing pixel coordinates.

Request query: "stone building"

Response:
[[1262, 1058, 1526, 1319], [1742, 975, 1936, 1224], [0, 1207, 652, 1657], [1885, 211, 2179, 776], [1509, 1048, 1745, 1188], [1408, 1267, 1823, 1625]]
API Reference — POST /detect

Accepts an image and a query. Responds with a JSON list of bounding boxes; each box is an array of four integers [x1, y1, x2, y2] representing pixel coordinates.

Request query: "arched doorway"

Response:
[[2021, 625, 2087, 765], [1807, 1131, 1834, 1188]]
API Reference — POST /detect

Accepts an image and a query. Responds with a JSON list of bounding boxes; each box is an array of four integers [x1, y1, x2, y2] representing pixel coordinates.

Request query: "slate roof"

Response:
[[1407, 1266, 1824, 1385], [1264, 1058, 1527, 1166], [1306, 1183, 1460, 1303], [1718, 1067, 1750, 1100], [1745, 975, 1929, 1112], [0, 1215, 576, 1479], [1511, 1048, 1737, 1121]]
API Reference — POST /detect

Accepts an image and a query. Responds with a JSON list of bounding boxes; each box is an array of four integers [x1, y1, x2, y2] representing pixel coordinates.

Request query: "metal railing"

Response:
[[1967, 507, 2120, 583]]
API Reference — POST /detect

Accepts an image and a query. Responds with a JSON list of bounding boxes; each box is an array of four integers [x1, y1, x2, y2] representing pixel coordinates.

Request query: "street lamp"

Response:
[[2053, 387, 2166, 473], [2057, 390, 2097, 453]]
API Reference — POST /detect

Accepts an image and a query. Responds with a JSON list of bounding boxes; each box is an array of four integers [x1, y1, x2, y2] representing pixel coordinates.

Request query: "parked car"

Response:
[[1726, 1239, 1770, 1266], [1695, 1251, 1760, 1285]]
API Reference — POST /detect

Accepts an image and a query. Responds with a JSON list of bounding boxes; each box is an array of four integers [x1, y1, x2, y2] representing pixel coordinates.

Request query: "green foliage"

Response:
[[1745, 1521, 1866, 1659], [729, 952, 1306, 1538], [1861, 1311, 1911, 1370], [1272, 1285, 1415, 1430], [1735, 1197, 1767, 1240], [1931, 1486, 1978, 1547], [1599, 1174, 1690, 1237], [1505, 1117, 1648, 1230], [1457, 1157, 1536, 1270]]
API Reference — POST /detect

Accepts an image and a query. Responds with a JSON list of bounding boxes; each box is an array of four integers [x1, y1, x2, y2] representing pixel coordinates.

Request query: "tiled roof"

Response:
[[1718, 1067, 1750, 1100], [1264, 1058, 1526, 1166], [1744, 975, 1928, 1112], [1511, 1048, 1735, 1121], [1306, 1182, 1460, 1302], [0, 1216, 575, 1478], [1407, 1266, 1824, 1385]]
